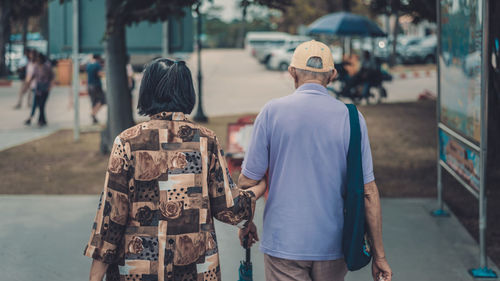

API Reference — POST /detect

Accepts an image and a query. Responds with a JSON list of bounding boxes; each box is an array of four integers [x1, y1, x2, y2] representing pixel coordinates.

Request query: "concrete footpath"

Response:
[[0, 196, 497, 281]]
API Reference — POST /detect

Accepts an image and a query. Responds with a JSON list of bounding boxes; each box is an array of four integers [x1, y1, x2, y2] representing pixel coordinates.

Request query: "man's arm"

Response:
[[238, 173, 262, 189], [365, 180, 392, 281]]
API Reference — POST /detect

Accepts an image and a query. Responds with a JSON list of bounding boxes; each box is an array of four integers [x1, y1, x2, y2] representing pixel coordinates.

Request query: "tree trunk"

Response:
[[100, 0, 134, 153], [21, 17, 28, 53], [342, 0, 350, 12], [389, 12, 400, 66], [0, 3, 11, 77]]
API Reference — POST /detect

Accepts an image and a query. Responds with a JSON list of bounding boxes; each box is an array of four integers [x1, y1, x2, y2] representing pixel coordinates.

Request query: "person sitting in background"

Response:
[[84, 58, 267, 281], [86, 54, 106, 124]]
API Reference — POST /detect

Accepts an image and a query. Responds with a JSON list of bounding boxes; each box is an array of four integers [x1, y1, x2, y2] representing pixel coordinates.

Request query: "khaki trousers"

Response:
[[264, 254, 348, 281]]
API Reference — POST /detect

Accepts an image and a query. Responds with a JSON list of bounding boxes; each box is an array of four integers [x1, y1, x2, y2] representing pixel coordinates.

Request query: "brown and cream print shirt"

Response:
[[84, 112, 256, 281]]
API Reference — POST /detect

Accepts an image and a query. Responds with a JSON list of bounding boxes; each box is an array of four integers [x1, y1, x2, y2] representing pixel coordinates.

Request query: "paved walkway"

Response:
[[0, 197, 497, 280]]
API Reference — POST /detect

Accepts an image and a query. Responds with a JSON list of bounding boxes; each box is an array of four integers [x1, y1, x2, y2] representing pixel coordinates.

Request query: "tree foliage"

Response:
[[106, 0, 198, 31], [10, 0, 45, 21], [204, 5, 275, 48], [0, 0, 46, 76], [277, 0, 369, 34], [369, 0, 436, 23]]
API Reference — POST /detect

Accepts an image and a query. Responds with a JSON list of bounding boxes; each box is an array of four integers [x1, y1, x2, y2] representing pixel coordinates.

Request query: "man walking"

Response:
[[238, 40, 392, 281], [86, 54, 106, 124]]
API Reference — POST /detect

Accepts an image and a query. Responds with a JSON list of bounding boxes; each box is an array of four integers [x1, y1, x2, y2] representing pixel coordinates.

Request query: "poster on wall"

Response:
[[439, 0, 483, 143], [439, 130, 480, 191]]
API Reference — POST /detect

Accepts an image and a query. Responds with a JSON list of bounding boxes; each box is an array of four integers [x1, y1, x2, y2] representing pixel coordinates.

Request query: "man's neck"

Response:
[[295, 80, 327, 89]]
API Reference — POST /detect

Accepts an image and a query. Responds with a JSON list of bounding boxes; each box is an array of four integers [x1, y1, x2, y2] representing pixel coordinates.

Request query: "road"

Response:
[[186, 49, 437, 116], [0, 49, 435, 151]]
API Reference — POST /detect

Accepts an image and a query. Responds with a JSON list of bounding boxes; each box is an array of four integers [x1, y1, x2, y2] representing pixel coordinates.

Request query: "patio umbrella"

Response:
[[238, 236, 252, 281], [307, 12, 386, 37]]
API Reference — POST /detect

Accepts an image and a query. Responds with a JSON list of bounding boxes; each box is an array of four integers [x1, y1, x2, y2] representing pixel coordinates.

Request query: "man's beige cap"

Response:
[[289, 40, 335, 72]]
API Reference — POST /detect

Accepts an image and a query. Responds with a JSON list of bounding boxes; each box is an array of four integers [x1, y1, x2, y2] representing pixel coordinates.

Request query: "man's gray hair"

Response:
[[295, 57, 331, 82]]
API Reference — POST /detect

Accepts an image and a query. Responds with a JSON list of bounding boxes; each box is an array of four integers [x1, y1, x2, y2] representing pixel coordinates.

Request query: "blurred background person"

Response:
[[24, 53, 54, 127], [126, 54, 134, 95], [14, 49, 37, 109], [86, 54, 106, 124]]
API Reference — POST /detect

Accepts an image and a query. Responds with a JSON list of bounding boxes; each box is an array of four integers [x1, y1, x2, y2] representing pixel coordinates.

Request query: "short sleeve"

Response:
[[359, 112, 375, 184], [241, 105, 270, 181], [208, 138, 256, 228], [83, 137, 131, 264]]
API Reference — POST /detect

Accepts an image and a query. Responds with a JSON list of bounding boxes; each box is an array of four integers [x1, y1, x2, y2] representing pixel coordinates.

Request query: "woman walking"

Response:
[[14, 49, 37, 109], [24, 53, 54, 127], [84, 58, 266, 281]]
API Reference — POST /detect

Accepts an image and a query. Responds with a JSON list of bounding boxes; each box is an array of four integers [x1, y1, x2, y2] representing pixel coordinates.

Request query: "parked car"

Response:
[[463, 51, 481, 77], [254, 35, 311, 65], [352, 38, 389, 61], [267, 47, 296, 71], [245, 32, 291, 58], [399, 35, 436, 64]]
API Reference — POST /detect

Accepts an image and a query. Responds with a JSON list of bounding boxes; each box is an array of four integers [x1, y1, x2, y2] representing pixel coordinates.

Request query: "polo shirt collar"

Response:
[[295, 83, 329, 96]]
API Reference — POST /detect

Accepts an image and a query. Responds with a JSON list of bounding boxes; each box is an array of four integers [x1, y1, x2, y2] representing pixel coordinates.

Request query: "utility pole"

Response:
[[72, 0, 80, 141], [193, 4, 208, 122], [162, 21, 169, 58]]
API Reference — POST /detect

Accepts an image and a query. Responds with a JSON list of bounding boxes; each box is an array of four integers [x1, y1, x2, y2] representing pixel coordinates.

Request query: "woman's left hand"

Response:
[[238, 221, 259, 248]]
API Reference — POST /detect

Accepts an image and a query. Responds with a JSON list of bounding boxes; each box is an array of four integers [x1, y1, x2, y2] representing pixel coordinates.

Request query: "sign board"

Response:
[[48, 0, 193, 55], [438, 0, 483, 192], [436, 0, 496, 277], [439, 129, 480, 191]]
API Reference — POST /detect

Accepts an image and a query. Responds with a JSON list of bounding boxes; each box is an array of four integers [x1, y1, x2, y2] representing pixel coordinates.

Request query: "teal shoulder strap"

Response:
[[345, 104, 363, 194]]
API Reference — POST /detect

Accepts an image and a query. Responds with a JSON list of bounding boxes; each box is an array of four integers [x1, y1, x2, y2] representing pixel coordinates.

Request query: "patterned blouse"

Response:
[[84, 112, 256, 281]]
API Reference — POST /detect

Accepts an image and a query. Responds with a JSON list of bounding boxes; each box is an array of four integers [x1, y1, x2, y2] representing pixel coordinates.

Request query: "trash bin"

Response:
[[56, 59, 72, 86]]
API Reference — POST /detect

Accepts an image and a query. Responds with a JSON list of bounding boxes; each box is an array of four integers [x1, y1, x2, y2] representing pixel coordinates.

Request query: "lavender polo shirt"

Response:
[[242, 83, 375, 261]]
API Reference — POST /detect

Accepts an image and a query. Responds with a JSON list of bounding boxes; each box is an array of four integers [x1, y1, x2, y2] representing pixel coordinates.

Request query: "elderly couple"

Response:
[[84, 40, 392, 281]]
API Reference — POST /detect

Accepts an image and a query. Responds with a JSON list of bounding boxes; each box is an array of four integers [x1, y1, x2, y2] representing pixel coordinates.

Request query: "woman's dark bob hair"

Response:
[[137, 58, 196, 116]]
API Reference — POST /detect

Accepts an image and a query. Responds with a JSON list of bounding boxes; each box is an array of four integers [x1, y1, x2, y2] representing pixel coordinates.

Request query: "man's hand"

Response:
[[372, 257, 392, 281], [238, 221, 259, 248]]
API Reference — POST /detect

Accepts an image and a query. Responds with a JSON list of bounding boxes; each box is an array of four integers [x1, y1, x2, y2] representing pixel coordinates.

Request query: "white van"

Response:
[[245, 32, 291, 56], [245, 32, 310, 64]]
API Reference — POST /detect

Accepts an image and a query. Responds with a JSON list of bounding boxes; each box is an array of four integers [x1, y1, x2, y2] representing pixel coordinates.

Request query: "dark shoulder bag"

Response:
[[343, 103, 372, 271]]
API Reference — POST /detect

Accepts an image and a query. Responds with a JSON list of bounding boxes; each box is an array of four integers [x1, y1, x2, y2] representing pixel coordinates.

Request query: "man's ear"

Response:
[[288, 66, 297, 81], [329, 68, 338, 83]]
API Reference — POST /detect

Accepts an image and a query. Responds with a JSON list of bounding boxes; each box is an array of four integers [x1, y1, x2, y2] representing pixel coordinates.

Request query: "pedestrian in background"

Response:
[[238, 40, 392, 281], [24, 53, 54, 127], [14, 49, 37, 109], [126, 54, 135, 95], [86, 54, 106, 124], [84, 58, 267, 281]]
